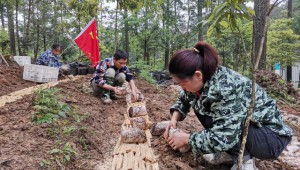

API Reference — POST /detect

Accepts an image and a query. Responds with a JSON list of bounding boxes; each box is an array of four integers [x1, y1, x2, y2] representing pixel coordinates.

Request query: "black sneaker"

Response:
[[101, 94, 112, 104]]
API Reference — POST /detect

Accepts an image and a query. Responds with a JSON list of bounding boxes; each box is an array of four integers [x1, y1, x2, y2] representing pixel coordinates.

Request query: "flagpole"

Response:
[[60, 41, 75, 56]]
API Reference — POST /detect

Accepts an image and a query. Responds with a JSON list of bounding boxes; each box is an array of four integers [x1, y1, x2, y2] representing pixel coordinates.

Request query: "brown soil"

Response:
[[0, 66, 298, 170], [0, 65, 37, 96]]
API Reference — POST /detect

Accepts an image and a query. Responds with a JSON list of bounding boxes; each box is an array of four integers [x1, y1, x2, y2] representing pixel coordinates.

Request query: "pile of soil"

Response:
[[0, 64, 37, 96], [255, 70, 300, 103], [255, 70, 300, 115]]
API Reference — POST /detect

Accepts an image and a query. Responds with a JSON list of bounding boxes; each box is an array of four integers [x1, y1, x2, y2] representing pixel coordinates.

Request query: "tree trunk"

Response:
[[43, 34, 46, 51], [252, 0, 270, 69], [7, 2, 16, 56], [24, 0, 33, 54], [186, 0, 191, 48], [238, 10, 270, 170], [34, 24, 40, 59], [124, 8, 129, 63], [286, 0, 293, 81], [15, 0, 22, 55], [114, 0, 119, 52], [144, 38, 146, 62], [0, 2, 5, 53], [77, 7, 81, 57], [0, 3, 5, 29], [197, 0, 204, 41], [53, 0, 59, 43], [233, 39, 240, 71], [99, 0, 103, 58], [164, 0, 170, 70], [174, 0, 177, 50]]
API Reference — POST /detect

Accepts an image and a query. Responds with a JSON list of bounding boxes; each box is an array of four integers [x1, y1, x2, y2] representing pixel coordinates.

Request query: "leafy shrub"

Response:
[[50, 142, 78, 162], [32, 88, 70, 124]]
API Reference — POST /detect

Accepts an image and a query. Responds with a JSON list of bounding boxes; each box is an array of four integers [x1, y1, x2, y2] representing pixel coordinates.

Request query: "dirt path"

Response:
[[0, 73, 299, 169]]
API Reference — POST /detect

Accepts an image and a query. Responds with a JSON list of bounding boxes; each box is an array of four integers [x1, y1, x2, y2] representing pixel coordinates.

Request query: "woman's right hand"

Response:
[[164, 111, 181, 139], [164, 119, 177, 139]]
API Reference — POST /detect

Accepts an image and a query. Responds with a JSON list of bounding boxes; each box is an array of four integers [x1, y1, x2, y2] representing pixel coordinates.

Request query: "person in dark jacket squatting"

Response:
[[36, 43, 69, 74], [164, 41, 293, 170], [91, 50, 140, 104]]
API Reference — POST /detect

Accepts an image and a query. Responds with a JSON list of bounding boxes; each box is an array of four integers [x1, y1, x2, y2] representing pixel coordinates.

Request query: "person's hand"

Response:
[[114, 87, 122, 95], [164, 119, 177, 139], [131, 91, 139, 101], [167, 131, 190, 150]]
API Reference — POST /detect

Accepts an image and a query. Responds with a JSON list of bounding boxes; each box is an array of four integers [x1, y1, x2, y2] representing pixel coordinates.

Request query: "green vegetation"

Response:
[[32, 88, 90, 167], [32, 88, 69, 124], [131, 59, 165, 84], [50, 142, 78, 163], [267, 17, 300, 68]]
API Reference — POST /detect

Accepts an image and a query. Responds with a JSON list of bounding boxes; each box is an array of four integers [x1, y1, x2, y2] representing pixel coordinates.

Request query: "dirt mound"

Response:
[[255, 70, 300, 115], [0, 65, 37, 96], [255, 70, 299, 104]]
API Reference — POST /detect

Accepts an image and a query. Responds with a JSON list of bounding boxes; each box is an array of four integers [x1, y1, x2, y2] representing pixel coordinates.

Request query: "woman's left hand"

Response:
[[167, 131, 190, 150]]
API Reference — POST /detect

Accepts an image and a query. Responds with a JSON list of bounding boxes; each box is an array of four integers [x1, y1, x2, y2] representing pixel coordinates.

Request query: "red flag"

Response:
[[74, 18, 100, 67]]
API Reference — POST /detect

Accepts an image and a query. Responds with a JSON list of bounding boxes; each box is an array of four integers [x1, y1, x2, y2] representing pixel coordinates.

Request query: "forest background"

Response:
[[0, 0, 300, 81]]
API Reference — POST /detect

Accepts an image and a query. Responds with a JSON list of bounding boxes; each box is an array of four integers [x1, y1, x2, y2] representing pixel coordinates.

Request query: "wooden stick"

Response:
[[152, 163, 159, 170], [113, 137, 122, 155], [0, 54, 9, 66], [111, 155, 117, 170], [139, 160, 145, 170], [145, 130, 152, 147], [146, 161, 152, 170], [116, 154, 124, 170], [134, 147, 140, 170], [127, 151, 134, 170], [118, 144, 125, 154], [123, 152, 128, 170]]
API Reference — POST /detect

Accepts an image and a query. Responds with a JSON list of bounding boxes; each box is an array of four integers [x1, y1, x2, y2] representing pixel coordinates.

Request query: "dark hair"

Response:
[[169, 41, 219, 83], [51, 43, 61, 50], [114, 50, 128, 60]]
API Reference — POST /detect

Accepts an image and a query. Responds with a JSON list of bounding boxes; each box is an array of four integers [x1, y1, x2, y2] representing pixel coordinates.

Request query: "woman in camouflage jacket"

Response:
[[164, 41, 293, 170]]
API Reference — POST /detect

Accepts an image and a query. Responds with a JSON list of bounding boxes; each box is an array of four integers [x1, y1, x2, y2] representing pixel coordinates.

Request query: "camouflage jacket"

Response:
[[170, 66, 293, 155], [36, 49, 63, 68], [93, 57, 133, 86]]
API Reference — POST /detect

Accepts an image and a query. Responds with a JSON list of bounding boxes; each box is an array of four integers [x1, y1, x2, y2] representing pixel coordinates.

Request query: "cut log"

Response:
[[151, 121, 170, 136], [121, 128, 147, 143], [130, 117, 152, 130], [128, 105, 147, 117]]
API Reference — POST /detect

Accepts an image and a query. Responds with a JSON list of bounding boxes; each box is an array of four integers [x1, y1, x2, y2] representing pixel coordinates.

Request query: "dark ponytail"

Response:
[[169, 41, 219, 82]]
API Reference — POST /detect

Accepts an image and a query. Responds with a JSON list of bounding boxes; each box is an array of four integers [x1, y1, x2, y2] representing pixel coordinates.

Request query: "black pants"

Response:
[[196, 114, 291, 160]]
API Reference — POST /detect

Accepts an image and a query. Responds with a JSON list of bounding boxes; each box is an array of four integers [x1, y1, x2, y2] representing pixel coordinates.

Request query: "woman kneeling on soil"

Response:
[[164, 41, 293, 170]]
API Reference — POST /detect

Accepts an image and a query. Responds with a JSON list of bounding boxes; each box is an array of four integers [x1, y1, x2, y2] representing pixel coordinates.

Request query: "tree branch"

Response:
[[237, 6, 270, 170], [268, 0, 285, 16]]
